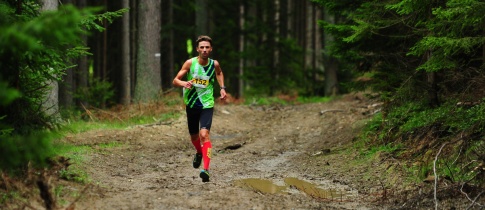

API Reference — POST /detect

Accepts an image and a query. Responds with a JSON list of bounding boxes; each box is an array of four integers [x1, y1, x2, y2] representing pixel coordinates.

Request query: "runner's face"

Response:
[[197, 41, 212, 59]]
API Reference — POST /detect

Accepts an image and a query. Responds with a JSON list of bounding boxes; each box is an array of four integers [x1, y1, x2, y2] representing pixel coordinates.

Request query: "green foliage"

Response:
[[60, 110, 180, 134], [54, 143, 91, 183], [80, 7, 128, 32], [62, 120, 126, 134], [359, 112, 384, 142], [53, 185, 65, 204], [403, 162, 433, 183], [384, 100, 485, 135], [245, 96, 289, 106], [0, 191, 20, 205], [242, 37, 305, 96], [315, 0, 485, 140], [0, 2, 127, 132], [0, 3, 90, 132], [315, 0, 485, 189], [55, 144, 90, 164], [362, 100, 485, 185], [0, 131, 56, 172], [296, 96, 333, 104], [314, 0, 485, 102], [0, 82, 21, 136], [0, 1, 126, 173], [403, 149, 482, 184], [362, 143, 403, 157], [0, 82, 21, 106], [243, 96, 333, 106], [52, 140, 125, 184], [446, 103, 485, 132], [357, 113, 404, 156], [74, 77, 115, 108], [58, 168, 89, 183]]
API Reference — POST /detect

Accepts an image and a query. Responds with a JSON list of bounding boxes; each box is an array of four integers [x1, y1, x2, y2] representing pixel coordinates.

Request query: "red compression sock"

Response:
[[191, 138, 202, 154], [202, 141, 212, 170]]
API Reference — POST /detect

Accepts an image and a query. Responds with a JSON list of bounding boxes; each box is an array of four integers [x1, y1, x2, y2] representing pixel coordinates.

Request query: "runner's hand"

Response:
[[220, 89, 227, 100], [184, 80, 194, 89]]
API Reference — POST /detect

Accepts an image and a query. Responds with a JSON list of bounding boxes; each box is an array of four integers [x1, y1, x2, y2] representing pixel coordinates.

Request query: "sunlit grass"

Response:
[[53, 139, 126, 182], [296, 96, 333, 104], [245, 97, 289, 105], [362, 143, 403, 157], [55, 143, 91, 163], [245, 95, 334, 106], [53, 143, 92, 183], [0, 191, 21, 205], [50, 95, 184, 186], [59, 111, 181, 134]]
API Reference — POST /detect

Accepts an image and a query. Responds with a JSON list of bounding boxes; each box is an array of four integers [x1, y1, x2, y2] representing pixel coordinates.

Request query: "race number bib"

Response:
[[192, 75, 210, 88]]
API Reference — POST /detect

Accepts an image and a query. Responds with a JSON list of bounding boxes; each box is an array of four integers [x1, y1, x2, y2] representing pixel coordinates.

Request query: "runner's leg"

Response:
[[186, 107, 202, 153], [200, 129, 212, 170], [199, 108, 214, 171]]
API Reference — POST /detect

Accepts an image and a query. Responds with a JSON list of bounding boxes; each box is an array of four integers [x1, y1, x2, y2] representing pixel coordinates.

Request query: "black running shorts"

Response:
[[186, 107, 214, 135]]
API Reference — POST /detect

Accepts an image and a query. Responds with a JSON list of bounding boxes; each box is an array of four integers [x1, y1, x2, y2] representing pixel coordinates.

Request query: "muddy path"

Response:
[[65, 94, 385, 209]]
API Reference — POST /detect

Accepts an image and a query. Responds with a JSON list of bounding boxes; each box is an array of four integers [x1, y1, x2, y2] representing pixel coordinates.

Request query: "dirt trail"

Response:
[[66, 94, 384, 209]]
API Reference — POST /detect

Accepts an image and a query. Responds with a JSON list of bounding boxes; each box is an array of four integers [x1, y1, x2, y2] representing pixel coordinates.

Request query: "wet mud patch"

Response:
[[235, 177, 358, 202]]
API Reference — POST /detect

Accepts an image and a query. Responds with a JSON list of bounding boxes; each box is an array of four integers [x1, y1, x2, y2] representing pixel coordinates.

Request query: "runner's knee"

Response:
[[199, 129, 210, 142]]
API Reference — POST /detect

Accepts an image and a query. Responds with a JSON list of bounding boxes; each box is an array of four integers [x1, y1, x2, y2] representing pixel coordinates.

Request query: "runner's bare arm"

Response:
[[173, 59, 193, 89], [214, 60, 227, 99]]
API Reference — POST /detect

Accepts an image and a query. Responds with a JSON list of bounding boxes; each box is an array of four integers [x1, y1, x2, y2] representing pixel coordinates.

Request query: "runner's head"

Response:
[[196, 35, 212, 47], [196, 35, 213, 59]]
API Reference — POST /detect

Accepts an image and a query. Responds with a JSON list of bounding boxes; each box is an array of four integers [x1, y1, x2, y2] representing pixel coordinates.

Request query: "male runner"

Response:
[[172, 35, 227, 182]]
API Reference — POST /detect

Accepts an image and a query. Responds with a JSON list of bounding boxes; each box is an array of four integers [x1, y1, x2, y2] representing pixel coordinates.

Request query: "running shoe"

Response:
[[193, 153, 202, 168], [200, 170, 210, 182]]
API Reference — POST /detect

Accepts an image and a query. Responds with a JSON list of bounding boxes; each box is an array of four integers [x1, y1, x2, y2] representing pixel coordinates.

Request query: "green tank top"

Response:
[[183, 57, 216, 108]]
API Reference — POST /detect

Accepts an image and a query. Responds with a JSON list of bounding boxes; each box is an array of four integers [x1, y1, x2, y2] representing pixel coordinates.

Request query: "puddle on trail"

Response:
[[234, 178, 286, 194], [234, 177, 350, 200]]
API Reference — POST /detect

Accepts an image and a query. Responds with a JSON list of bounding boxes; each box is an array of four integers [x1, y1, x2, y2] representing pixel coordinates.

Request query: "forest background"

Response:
[[1, 0, 485, 208]]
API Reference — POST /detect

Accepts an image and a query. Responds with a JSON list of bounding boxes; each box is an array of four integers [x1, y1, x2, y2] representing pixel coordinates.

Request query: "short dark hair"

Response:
[[196, 35, 212, 47]]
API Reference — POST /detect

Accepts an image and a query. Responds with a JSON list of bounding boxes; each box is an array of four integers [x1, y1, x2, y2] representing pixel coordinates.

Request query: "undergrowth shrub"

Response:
[[360, 97, 485, 186], [373, 99, 485, 142], [74, 77, 114, 108], [0, 132, 56, 173]]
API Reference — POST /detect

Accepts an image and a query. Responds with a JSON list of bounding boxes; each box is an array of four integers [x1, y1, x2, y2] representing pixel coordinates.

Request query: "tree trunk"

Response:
[[40, 0, 60, 121], [245, 1, 257, 90], [58, 0, 74, 109], [237, 1, 245, 98], [102, 0, 108, 82], [483, 22, 485, 67], [323, 9, 339, 96], [295, 0, 307, 91], [121, 0, 131, 105], [305, 1, 313, 94], [280, 0, 288, 39], [287, 0, 293, 39], [76, 0, 89, 108], [324, 57, 339, 96], [134, 0, 161, 102], [130, 0, 138, 98], [160, 0, 175, 90], [195, 0, 208, 35], [169, 0, 175, 89], [105, 1, 124, 107], [427, 51, 439, 107], [59, 66, 73, 108], [272, 0, 280, 96]]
